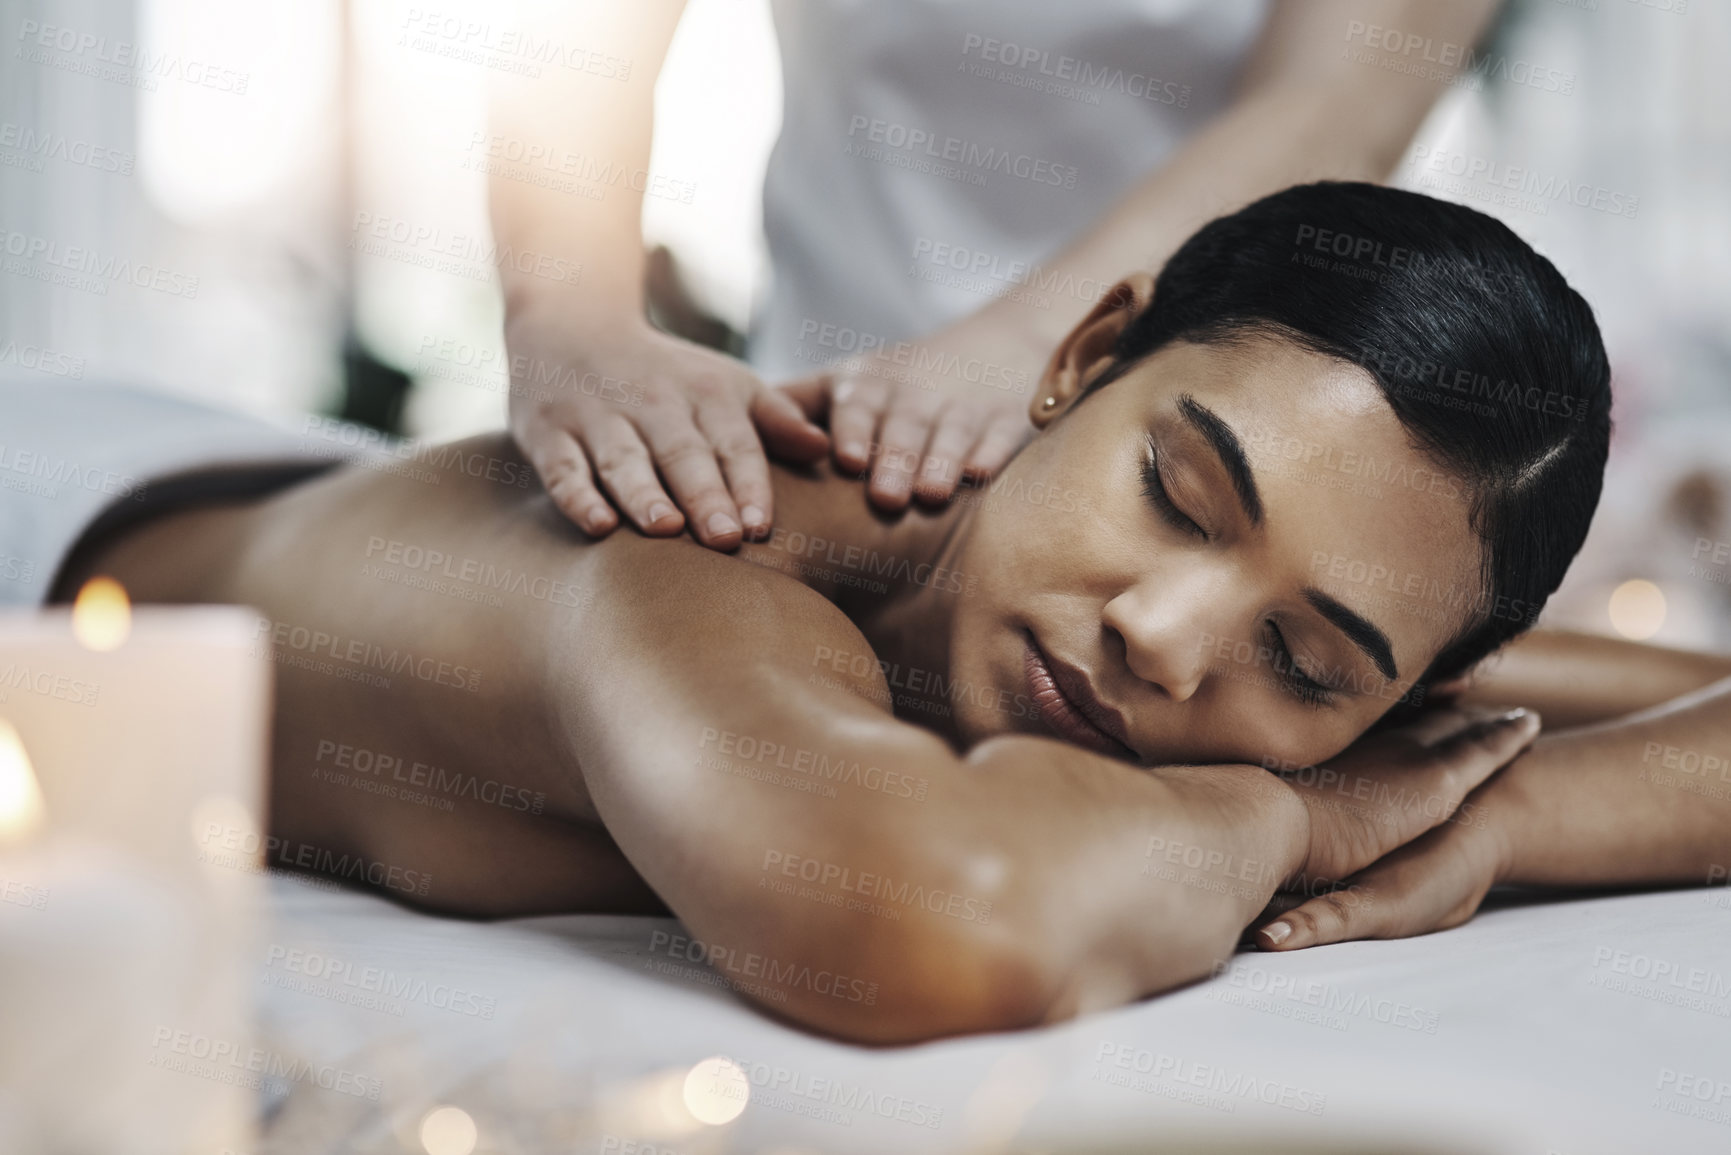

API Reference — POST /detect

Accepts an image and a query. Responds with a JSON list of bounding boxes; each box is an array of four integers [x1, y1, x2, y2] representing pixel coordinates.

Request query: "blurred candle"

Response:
[[0, 588, 270, 1155], [0, 719, 47, 845]]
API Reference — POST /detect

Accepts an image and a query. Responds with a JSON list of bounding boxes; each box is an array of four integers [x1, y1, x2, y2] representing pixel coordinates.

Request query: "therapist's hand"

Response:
[[790, 320, 1038, 511], [505, 305, 829, 549]]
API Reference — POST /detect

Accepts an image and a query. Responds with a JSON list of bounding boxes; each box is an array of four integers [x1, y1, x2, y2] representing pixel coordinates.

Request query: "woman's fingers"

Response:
[[517, 420, 618, 537], [1418, 707, 1541, 815], [1257, 822, 1497, 951], [581, 412, 689, 538], [1256, 882, 1384, 952], [1293, 706, 1539, 884], [1388, 704, 1493, 747]]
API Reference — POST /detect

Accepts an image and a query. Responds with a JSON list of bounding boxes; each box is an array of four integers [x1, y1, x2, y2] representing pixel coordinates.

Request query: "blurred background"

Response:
[[3, 0, 1729, 649]]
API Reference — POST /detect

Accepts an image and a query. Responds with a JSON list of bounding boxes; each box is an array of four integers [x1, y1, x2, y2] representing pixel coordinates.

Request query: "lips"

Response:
[[1022, 634, 1136, 759]]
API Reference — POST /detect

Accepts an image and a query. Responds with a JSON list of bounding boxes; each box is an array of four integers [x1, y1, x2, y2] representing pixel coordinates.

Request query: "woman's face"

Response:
[[946, 318, 1482, 771]]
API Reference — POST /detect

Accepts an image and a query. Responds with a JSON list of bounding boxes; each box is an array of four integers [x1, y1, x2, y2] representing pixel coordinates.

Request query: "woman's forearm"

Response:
[[563, 533, 1306, 1041], [1485, 676, 1731, 888], [964, 742, 1308, 1023], [1455, 629, 1731, 729]]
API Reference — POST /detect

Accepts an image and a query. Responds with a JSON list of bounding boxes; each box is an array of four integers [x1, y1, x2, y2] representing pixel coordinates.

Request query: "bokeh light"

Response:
[[72, 577, 132, 652], [682, 1056, 749, 1125], [1608, 579, 1667, 640], [418, 1105, 478, 1155]]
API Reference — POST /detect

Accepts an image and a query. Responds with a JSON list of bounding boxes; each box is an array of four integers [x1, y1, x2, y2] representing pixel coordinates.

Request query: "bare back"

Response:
[[63, 433, 962, 917]]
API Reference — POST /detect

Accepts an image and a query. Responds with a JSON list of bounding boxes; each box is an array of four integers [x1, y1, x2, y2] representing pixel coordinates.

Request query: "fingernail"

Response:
[[840, 441, 865, 462], [648, 502, 675, 525], [706, 511, 739, 538], [1497, 708, 1530, 723], [581, 506, 611, 532], [1262, 921, 1291, 946], [740, 505, 765, 529]]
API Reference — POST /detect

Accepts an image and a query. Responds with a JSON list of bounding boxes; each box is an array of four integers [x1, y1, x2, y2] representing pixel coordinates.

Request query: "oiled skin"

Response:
[[57, 427, 1731, 1041], [63, 435, 961, 917]]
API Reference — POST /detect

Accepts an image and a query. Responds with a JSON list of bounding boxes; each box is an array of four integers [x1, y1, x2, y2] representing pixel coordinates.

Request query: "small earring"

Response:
[[1041, 396, 1058, 410]]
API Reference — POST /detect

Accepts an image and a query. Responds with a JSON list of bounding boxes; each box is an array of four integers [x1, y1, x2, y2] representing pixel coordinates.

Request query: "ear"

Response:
[[1028, 273, 1155, 428]]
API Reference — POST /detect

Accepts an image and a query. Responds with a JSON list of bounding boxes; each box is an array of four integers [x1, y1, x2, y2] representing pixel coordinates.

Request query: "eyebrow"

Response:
[[1302, 589, 1399, 682], [1173, 394, 1399, 685], [1176, 395, 1263, 526]]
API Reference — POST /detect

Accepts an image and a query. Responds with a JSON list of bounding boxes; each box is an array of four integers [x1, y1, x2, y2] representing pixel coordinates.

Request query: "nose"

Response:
[[1102, 570, 1234, 703]]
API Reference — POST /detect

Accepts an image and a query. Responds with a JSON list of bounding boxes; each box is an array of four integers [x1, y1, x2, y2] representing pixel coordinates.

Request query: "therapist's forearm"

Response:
[[943, 0, 1499, 367], [487, 0, 684, 323], [1484, 677, 1731, 889]]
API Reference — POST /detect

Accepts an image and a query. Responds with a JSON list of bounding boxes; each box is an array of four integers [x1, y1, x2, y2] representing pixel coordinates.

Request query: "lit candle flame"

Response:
[[0, 719, 48, 847], [73, 576, 132, 651]]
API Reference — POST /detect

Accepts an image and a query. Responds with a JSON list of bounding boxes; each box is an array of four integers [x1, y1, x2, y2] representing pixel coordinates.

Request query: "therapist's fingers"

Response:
[[749, 384, 830, 467], [775, 376, 833, 428], [829, 377, 892, 474], [869, 395, 942, 511], [912, 403, 985, 505], [634, 406, 746, 548], [694, 391, 776, 540], [581, 413, 687, 538], [965, 410, 1035, 481], [517, 421, 618, 538]]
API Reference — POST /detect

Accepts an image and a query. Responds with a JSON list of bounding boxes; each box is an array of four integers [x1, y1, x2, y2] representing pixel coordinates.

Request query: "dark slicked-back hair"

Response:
[[1083, 181, 1612, 700]]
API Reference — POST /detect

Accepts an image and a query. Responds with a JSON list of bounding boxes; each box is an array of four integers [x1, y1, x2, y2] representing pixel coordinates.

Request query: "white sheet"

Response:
[[253, 876, 1731, 1154]]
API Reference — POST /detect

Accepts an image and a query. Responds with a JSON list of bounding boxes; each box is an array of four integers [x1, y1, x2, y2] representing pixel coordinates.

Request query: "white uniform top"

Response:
[[750, 0, 1269, 382]]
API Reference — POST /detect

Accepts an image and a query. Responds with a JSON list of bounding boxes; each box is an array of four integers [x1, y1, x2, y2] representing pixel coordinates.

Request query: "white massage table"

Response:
[[8, 384, 1728, 1153], [253, 875, 1731, 1154]]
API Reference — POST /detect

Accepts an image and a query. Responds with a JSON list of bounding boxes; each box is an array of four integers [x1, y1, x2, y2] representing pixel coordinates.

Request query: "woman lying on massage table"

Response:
[[54, 184, 1731, 1043]]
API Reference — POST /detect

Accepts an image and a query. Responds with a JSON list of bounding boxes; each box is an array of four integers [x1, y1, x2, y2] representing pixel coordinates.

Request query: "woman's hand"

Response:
[[505, 306, 830, 549], [794, 369, 1034, 511], [1254, 799, 1510, 951], [1282, 706, 1539, 888]]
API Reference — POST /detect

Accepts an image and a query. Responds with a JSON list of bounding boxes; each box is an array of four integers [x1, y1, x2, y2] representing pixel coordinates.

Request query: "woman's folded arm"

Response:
[[1480, 673, 1731, 890], [1451, 628, 1731, 728], [553, 534, 1308, 1042]]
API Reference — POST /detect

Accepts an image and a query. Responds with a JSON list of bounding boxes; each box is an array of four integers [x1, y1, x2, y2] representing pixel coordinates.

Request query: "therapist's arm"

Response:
[[491, 0, 828, 549], [837, 0, 1504, 511]]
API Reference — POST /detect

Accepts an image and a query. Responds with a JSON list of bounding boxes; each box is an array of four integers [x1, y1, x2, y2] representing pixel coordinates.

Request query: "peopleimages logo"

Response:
[[958, 33, 1191, 108], [714, 1053, 945, 1129], [149, 1027, 381, 1100], [844, 115, 1078, 189]]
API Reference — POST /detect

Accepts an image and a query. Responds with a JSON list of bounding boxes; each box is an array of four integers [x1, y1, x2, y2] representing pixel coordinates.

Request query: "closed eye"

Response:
[[1141, 436, 1206, 540], [1263, 620, 1339, 709]]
